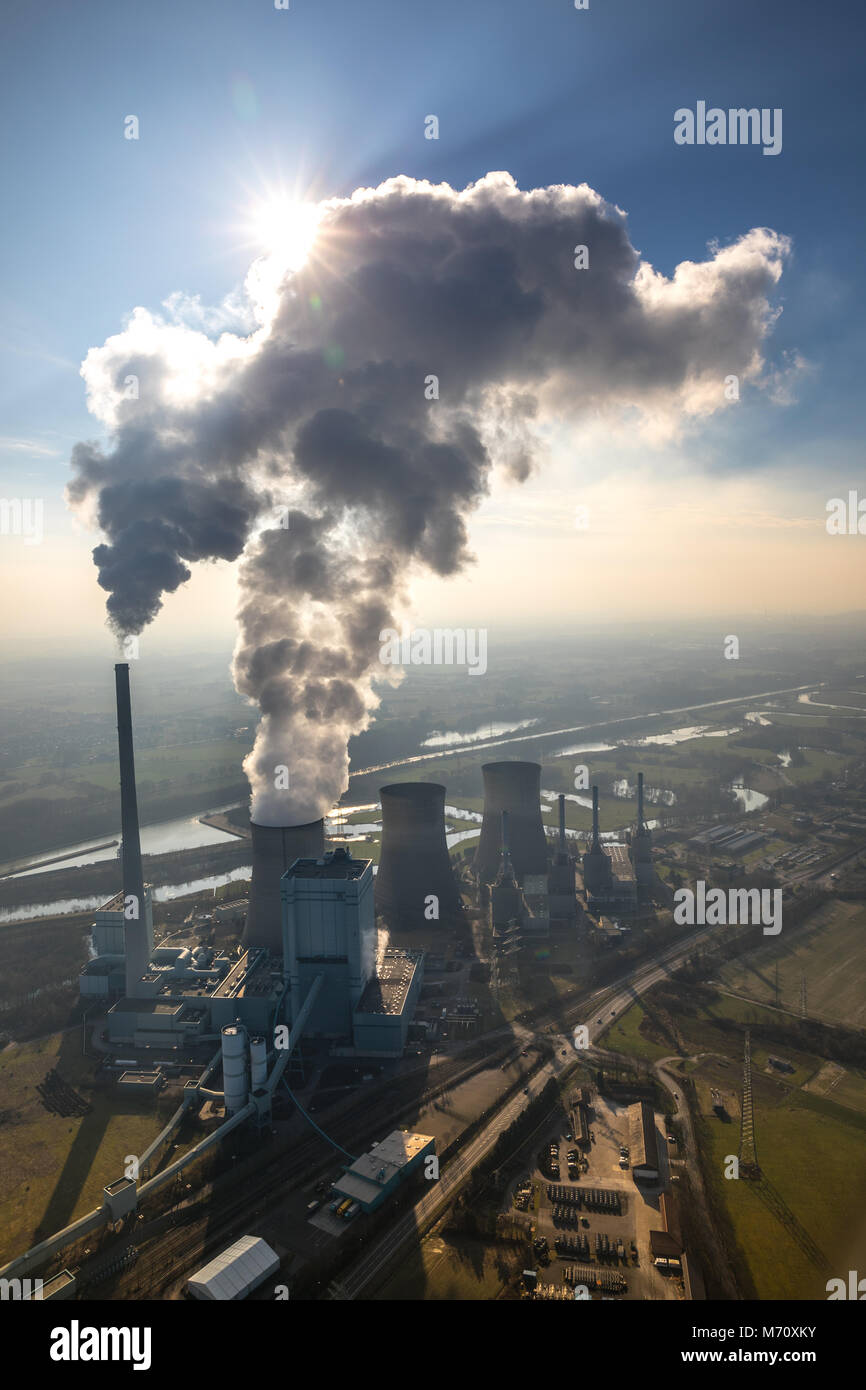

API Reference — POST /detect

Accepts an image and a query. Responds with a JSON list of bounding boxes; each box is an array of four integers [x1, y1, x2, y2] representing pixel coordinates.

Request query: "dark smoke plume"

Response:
[[68, 172, 790, 822]]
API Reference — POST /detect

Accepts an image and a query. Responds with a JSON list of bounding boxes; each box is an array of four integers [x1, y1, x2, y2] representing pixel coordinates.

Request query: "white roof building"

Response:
[[187, 1234, 280, 1301]]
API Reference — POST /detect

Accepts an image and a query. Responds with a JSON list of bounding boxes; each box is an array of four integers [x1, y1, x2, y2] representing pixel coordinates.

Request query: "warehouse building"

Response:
[[188, 1234, 280, 1301], [629, 1099, 660, 1182], [332, 1131, 435, 1212]]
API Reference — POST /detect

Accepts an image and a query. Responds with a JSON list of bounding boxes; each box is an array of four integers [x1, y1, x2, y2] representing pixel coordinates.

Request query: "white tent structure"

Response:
[[187, 1234, 280, 1301]]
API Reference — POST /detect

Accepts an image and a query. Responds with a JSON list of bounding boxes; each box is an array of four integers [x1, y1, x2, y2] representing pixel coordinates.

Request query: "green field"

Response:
[[602, 987, 866, 1298], [0, 1033, 198, 1261], [696, 1075, 866, 1299], [717, 900, 866, 1030], [375, 1233, 513, 1300]]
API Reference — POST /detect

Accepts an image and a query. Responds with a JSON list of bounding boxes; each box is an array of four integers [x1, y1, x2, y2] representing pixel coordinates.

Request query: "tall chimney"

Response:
[[558, 794, 567, 854], [637, 771, 645, 829], [115, 663, 149, 996], [591, 785, 601, 849]]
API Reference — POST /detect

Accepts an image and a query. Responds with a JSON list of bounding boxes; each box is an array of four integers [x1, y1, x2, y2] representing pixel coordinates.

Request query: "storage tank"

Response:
[[474, 761, 548, 885], [221, 1023, 249, 1115], [374, 783, 463, 928], [249, 1036, 268, 1089], [243, 819, 325, 956]]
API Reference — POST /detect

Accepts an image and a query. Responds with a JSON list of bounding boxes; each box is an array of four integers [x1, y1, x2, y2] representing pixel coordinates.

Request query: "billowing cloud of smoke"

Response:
[[67, 171, 791, 824]]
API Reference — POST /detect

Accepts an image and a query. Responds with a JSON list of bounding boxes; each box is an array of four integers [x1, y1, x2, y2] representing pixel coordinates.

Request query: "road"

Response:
[[336, 915, 732, 1299], [652, 1054, 740, 1300]]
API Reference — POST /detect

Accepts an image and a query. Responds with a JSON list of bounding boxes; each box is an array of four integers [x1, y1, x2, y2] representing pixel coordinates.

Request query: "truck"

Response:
[[336, 1198, 352, 1217]]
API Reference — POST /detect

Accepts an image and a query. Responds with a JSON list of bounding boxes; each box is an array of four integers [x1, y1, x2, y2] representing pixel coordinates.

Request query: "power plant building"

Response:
[[282, 848, 375, 1039], [79, 888, 155, 998], [352, 948, 424, 1055]]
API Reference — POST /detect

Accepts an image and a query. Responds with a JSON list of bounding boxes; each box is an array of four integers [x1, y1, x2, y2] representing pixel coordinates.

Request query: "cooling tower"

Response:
[[374, 783, 462, 928], [243, 819, 325, 955], [114, 663, 149, 997], [474, 761, 548, 885]]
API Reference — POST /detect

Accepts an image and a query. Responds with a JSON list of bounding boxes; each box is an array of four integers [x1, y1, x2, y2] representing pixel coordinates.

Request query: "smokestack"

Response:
[[244, 819, 325, 956], [591, 786, 601, 849], [375, 783, 462, 928], [637, 772, 645, 829], [114, 663, 148, 997], [558, 794, 567, 854], [475, 761, 548, 885]]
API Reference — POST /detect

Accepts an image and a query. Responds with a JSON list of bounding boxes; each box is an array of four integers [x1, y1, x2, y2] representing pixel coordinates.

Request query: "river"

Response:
[[0, 680, 815, 924]]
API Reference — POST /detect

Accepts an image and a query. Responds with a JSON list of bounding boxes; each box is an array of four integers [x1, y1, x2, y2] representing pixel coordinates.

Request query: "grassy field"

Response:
[[601, 1000, 674, 1062], [696, 1074, 866, 1299], [602, 986, 866, 1298], [374, 1233, 514, 1299], [717, 900, 866, 1030], [0, 1033, 194, 1261], [0, 738, 249, 809]]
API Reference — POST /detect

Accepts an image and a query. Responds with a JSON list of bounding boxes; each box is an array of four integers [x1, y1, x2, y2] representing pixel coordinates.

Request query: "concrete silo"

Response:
[[221, 1023, 249, 1115], [249, 1036, 268, 1089], [474, 761, 548, 885], [374, 783, 463, 928], [243, 819, 325, 956]]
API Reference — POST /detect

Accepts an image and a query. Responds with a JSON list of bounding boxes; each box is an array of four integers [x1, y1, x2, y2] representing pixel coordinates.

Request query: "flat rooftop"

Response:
[[344, 1131, 433, 1189], [110, 997, 184, 1016], [96, 892, 125, 914], [213, 949, 278, 1000], [356, 949, 422, 1017], [288, 849, 371, 881]]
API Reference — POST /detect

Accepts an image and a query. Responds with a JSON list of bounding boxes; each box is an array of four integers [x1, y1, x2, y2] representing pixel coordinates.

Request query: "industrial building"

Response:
[[332, 1131, 435, 1212], [187, 1234, 280, 1301], [374, 782, 463, 928], [352, 949, 424, 1055], [629, 1100, 660, 1182], [583, 787, 638, 912], [78, 888, 155, 998], [475, 761, 548, 885], [282, 847, 375, 1038]]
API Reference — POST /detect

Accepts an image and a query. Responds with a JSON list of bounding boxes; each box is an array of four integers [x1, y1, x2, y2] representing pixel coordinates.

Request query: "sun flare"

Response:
[[247, 196, 321, 270]]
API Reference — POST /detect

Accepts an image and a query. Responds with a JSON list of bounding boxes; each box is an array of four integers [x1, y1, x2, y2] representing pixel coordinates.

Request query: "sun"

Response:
[[247, 196, 322, 270]]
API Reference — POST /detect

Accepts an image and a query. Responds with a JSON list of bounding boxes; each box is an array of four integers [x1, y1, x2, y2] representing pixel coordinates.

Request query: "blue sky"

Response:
[[1, 0, 864, 647]]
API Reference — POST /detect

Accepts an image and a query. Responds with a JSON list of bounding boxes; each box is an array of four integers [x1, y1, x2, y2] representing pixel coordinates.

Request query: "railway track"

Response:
[[102, 1038, 527, 1297]]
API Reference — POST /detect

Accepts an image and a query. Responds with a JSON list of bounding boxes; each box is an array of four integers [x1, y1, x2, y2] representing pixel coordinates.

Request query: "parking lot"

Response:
[[510, 1089, 682, 1300]]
